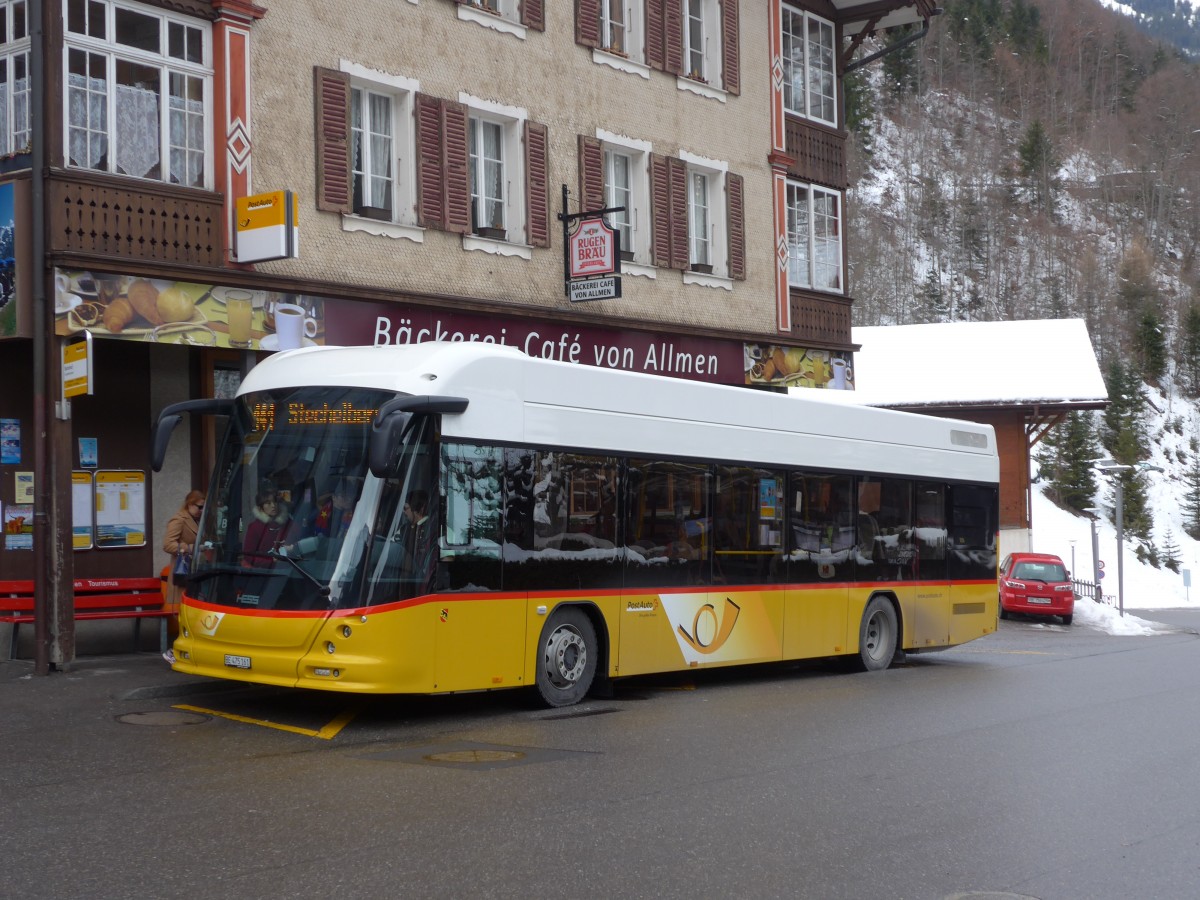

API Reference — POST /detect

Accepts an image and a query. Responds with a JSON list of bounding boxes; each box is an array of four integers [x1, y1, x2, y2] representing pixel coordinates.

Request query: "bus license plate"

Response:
[[1028, 597, 1051, 605], [224, 654, 252, 669]]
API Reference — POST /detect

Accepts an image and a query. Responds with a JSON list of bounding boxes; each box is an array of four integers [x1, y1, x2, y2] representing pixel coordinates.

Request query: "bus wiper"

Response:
[[269, 548, 332, 599], [186, 565, 243, 584]]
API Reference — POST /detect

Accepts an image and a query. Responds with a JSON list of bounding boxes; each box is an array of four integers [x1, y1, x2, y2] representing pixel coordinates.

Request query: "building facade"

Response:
[[0, 0, 936, 664]]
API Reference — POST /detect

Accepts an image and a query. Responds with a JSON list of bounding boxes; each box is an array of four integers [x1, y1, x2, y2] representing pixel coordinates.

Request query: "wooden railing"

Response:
[[47, 169, 224, 268], [784, 118, 847, 189], [788, 291, 854, 348]]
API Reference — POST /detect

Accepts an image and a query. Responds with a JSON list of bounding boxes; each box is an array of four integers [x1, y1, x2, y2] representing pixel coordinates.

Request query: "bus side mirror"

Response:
[[369, 410, 415, 478], [151, 398, 235, 472]]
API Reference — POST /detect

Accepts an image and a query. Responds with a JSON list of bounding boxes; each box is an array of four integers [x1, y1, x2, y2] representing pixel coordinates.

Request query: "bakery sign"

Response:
[[558, 185, 622, 303]]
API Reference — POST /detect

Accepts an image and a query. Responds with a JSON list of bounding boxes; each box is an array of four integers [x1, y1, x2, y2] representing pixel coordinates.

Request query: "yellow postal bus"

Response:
[[154, 342, 999, 706]]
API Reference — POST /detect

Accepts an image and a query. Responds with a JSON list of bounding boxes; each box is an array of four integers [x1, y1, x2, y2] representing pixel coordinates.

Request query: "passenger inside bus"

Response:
[[242, 483, 295, 568]]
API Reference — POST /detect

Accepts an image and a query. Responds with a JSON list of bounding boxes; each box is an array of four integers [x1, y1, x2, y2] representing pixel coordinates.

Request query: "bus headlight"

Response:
[[325, 641, 336, 654], [341, 625, 352, 638]]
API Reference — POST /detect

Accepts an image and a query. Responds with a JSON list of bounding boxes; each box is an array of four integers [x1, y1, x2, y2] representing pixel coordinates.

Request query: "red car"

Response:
[[998, 552, 1075, 625]]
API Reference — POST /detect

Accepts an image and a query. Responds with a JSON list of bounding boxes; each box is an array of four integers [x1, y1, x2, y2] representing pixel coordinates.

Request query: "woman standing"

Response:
[[162, 490, 203, 662]]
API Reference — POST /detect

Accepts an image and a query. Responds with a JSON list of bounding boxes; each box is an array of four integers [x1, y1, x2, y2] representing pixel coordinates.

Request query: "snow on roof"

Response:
[[839, 319, 1108, 409]]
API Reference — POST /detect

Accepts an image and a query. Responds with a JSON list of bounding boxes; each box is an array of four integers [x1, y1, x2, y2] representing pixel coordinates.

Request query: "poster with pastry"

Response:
[[51, 268, 325, 350], [743, 343, 853, 389]]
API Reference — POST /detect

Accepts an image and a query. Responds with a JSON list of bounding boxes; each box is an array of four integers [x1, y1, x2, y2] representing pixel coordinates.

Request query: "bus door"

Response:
[[432, 443, 524, 693], [947, 484, 1000, 642], [785, 472, 852, 659]]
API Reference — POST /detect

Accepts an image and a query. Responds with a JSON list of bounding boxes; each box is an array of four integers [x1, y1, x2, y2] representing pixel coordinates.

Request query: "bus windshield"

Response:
[[191, 385, 436, 611]]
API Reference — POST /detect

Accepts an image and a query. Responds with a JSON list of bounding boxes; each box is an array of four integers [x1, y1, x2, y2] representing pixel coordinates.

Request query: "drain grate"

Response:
[[117, 710, 210, 727], [538, 706, 620, 721], [363, 739, 599, 769]]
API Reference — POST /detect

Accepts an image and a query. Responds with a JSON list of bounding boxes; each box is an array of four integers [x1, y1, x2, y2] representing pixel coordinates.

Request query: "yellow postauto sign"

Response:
[[235, 190, 298, 263]]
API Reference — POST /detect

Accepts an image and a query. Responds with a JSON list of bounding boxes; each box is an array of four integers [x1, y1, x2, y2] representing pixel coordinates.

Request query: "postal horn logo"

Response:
[[677, 597, 741, 654]]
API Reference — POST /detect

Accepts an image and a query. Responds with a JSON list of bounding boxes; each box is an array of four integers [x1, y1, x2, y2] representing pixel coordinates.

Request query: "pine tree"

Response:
[[1044, 412, 1099, 510], [1017, 119, 1056, 213], [916, 267, 949, 323], [1179, 303, 1200, 396], [1133, 305, 1167, 383], [1182, 450, 1200, 539], [1161, 532, 1181, 573], [1102, 358, 1149, 459]]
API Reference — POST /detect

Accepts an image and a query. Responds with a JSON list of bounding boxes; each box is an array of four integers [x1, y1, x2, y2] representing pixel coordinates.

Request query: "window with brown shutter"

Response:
[[525, 120, 550, 248], [663, 0, 684, 76], [667, 156, 688, 270], [727, 172, 745, 280], [650, 153, 690, 271], [443, 101, 472, 234], [314, 67, 351, 214], [721, 0, 739, 95], [645, 0, 665, 70], [650, 153, 671, 268], [522, 0, 545, 30], [578, 135, 605, 213], [415, 93, 447, 230], [576, 0, 601, 48]]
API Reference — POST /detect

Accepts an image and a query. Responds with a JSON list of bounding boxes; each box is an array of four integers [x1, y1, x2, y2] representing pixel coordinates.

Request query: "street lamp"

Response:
[[1082, 507, 1102, 602], [1093, 459, 1164, 617]]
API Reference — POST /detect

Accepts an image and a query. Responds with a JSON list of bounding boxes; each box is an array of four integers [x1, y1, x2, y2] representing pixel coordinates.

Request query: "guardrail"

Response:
[[1072, 577, 1107, 604]]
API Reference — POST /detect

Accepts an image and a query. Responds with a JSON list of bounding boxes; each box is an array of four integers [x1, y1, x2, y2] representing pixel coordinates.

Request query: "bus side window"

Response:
[[439, 443, 503, 591], [789, 472, 854, 583]]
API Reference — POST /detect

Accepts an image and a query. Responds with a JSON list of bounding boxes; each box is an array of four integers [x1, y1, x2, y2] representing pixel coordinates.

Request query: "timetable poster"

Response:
[[94, 470, 147, 548], [72, 471, 94, 550]]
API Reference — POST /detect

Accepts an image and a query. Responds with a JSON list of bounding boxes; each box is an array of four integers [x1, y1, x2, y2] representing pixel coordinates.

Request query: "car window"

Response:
[[1014, 561, 1066, 581]]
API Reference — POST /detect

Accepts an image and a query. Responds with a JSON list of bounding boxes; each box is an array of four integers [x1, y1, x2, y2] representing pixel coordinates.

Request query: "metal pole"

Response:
[[1115, 479, 1125, 617], [1090, 518, 1100, 600]]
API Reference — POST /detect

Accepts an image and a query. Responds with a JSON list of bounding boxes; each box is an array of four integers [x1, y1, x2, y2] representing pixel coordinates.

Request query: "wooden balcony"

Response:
[[784, 117, 847, 189], [789, 290, 854, 349], [46, 169, 224, 269]]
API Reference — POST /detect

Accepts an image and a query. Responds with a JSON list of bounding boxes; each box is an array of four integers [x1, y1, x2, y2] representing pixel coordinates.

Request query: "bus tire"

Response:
[[535, 607, 597, 708], [857, 596, 898, 672]]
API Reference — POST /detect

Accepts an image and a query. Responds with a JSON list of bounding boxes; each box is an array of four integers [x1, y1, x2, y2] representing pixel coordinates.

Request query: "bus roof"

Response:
[[240, 342, 998, 483]]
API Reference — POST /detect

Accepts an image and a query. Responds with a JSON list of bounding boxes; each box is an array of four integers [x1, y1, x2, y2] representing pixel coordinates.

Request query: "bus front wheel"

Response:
[[858, 596, 898, 672], [535, 607, 598, 707]]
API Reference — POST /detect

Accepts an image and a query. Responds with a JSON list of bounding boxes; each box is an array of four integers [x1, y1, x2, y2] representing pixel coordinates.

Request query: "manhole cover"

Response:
[[117, 710, 210, 727], [425, 749, 526, 763]]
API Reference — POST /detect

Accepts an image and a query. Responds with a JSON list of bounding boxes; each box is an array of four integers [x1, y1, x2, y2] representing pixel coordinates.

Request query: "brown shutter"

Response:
[[645, 0, 665, 71], [522, 0, 544, 31], [668, 156, 688, 270], [415, 93, 446, 229], [575, 0, 600, 47], [663, 0, 684, 76], [721, 0, 740, 95], [578, 134, 604, 213], [650, 153, 671, 268], [443, 101, 471, 234], [525, 120, 550, 248], [314, 67, 351, 214], [727, 172, 745, 280]]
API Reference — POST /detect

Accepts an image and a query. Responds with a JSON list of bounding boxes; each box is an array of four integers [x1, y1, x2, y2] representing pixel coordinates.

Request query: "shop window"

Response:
[[781, 3, 836, 127], [0, 0, 30, 155], [64, 0, 211, 187]]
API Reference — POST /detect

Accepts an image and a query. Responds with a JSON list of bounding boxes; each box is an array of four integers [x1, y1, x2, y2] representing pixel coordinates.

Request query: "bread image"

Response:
[[102, 296, 135, 332], [126, 279, 164, 326]]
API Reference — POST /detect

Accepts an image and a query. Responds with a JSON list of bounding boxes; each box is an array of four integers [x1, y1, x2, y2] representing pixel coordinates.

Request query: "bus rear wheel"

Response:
[[535, 607, 597, 707], [858, 596, 898, 672]]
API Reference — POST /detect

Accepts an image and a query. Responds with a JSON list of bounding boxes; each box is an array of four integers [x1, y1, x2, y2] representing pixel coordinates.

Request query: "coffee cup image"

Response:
[[274, 303, 318, 349]]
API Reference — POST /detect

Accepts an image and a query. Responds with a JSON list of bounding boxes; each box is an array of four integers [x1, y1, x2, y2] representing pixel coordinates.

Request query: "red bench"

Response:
[[0, 577, 171, 659]]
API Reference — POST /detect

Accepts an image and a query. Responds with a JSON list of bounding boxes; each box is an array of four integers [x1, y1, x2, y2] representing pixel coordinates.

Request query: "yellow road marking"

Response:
[[172, 702, 363, 740]]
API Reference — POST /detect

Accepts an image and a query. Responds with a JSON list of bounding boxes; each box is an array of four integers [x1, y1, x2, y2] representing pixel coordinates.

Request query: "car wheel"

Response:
[[1061, 613, 1073, 626], [857, 596, 898, 672], [998, 595, 1009, 620], [535, 607, 597, 708]]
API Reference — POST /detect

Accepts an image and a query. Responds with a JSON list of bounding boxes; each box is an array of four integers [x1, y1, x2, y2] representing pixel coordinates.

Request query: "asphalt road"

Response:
[[4, 606, 1200, 900]]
